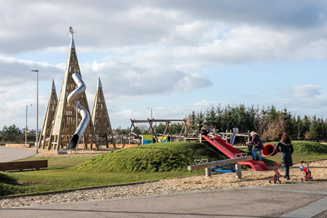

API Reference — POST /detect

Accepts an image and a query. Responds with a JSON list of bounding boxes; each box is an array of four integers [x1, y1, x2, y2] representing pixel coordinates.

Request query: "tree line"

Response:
[[1, 104, 326, 143], [0, 124, 36, 143], [185, 104, 327, 141]]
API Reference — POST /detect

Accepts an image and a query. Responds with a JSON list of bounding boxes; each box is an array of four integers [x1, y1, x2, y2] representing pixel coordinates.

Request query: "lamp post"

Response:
[[25, 104, 32, 146], [147, 107, 153, 119], [31, 70, 39, 154]]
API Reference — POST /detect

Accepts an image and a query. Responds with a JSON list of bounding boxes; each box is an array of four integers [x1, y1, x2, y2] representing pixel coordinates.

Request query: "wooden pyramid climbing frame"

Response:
[[91, 78, 116, 149], [47, 27, 98, 150], [39, 80, 58, 149]]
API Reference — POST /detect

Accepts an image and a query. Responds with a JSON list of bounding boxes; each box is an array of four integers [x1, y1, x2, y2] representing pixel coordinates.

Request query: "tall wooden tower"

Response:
[[47, 27, 98, 150], [91, 78, 116, 148], [39, 80, 58, 149]]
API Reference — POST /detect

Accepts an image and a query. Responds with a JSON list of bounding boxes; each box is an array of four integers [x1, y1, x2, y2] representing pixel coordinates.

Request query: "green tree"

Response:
[[2, 125, 23, 142]]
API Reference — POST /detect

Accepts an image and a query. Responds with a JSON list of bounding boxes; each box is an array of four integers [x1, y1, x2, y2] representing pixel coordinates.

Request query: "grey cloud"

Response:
[[82, 63, 212, 100], [155, 0, 327, 29], [282, 84, 324, 98], [0, 57, 62, 86]]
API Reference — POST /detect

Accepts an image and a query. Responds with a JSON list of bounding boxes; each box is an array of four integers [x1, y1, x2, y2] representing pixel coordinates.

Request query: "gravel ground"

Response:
[[1, 145, 327, 209]]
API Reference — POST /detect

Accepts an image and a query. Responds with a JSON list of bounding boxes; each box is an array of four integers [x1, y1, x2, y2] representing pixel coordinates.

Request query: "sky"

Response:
[[1, 0, 327, 131]]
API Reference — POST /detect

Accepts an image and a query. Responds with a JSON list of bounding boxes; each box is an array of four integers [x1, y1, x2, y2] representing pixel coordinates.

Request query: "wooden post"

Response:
[[199, 133, 202, 143], [235, 163, 242, 179], [205, 168, 211, 177]]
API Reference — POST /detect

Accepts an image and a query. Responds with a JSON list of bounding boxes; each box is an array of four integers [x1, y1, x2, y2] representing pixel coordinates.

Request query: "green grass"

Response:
[[0, 142, 223, 196], [1, 140, 327, 197], [0, 169, 201, 196]]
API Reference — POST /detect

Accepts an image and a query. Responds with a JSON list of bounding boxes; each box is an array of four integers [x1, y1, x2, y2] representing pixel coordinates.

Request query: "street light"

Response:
[[25, 104, 32, 146], [31, 70, 39, 154], [147, 107, 153, 119]]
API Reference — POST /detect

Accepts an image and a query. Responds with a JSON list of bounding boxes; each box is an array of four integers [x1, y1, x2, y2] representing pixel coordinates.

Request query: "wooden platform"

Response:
[[0, 160, 48, 171], [184, 137, 200, 142]]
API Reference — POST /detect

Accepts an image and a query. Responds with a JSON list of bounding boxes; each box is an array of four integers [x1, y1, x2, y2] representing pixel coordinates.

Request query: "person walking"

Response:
[[246, 131, 264, 161], [276, 132, 294, 180]]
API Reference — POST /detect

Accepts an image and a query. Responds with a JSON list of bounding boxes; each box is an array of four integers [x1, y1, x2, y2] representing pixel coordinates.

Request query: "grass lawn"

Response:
[[1, 140, 327, 197]]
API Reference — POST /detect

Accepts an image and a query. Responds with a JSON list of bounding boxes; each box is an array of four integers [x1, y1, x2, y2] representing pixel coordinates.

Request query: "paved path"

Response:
[[1, 182, 327, 218], [0, 146, 36, 162]]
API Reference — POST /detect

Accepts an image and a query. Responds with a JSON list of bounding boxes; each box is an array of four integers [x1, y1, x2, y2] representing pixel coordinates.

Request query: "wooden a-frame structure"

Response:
[[47, 27, 98, 150], [91, 77, 116, 148], [39, 80, 58, 149], [129, 118, 191, 143]]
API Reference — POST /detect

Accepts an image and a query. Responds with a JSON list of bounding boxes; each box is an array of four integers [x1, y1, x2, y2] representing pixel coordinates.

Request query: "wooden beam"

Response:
[[188, 156, 252, 171], [0, 160, 48, 171]]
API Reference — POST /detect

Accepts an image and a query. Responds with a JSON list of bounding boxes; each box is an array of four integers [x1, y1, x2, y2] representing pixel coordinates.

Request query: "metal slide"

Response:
[[202, 135, 269, 171], [67, 73, 90, 150]]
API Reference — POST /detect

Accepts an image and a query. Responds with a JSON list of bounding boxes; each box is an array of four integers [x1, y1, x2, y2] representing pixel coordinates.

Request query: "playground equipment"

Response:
[[67, 73, 90, 149], [128, 118, 190, 144], [268, 163, 281, 184], [202, 135, 269, 171], [39, 80, 58, 149], [218, 128, 250, 145], [262, 143, 277, 157], [188, 155, 253, 178], [210, 164, 236, 173], [47, 26, 97, 150], [300, 161, 314, 181], [91, 77, 116, 149]]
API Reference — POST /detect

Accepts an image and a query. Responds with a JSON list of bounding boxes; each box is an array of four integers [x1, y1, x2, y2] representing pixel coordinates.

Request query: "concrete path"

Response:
[[1, 182, 327, 218], [0, 146, 36, 162]]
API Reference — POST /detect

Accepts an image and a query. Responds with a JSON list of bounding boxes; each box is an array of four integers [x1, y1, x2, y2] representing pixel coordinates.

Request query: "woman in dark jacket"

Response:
[[246, 131, 264, 161], [276, 132, 294, 180]]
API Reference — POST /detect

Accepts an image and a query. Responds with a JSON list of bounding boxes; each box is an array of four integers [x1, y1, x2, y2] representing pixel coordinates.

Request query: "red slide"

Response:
[[202, 135, 268, 171]]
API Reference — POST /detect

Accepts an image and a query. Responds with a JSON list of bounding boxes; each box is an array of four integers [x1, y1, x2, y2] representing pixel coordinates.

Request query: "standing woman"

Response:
[[276, 133, 294, 180]]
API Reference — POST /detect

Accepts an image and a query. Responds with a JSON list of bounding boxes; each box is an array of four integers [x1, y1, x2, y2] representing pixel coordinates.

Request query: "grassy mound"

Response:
[[268, 141, 327, 155], [293, 141, 327, 155], [74, 142, 224, 173]]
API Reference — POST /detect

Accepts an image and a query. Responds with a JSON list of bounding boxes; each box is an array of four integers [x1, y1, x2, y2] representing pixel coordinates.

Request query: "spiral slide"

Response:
[[202, 135, 269, 171], [67, 73, 90, 150]]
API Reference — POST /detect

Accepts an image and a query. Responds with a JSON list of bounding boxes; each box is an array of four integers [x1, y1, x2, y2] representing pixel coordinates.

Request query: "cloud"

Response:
[[282, 84, 324, 98], [0, 1, 327, 130]]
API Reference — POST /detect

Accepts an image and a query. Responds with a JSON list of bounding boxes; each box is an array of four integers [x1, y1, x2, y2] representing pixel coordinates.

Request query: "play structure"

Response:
[[91, 78, 116, 149], [202, 135, 269, 171], [39, 27, 117, 151], [218, 128, 250, 145], [39, 80, 58, 148], [128, 118, 191, 144], [300, 161, 314, 181], [262, 143, 277, 157], [67, 73, 90, 150]]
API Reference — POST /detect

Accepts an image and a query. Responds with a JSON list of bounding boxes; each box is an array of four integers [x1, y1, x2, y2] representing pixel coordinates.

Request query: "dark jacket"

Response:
[[249, 134, 263, 149], [276, 140, 293, 167], [197, 122, 203, 131]]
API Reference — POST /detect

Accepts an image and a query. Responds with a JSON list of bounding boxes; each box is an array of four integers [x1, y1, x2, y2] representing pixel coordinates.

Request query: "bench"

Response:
[[0, 160, 48, 171]]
